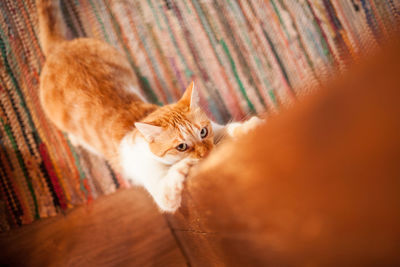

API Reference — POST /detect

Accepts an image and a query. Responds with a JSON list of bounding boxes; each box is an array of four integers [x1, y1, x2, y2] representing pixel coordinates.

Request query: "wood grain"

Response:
[[0, 187, 187, 267], [168, 38, 400, 266]]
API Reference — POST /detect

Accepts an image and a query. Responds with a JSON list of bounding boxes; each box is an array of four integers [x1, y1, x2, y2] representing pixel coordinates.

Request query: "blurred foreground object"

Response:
[[168, 37, 400, 266]]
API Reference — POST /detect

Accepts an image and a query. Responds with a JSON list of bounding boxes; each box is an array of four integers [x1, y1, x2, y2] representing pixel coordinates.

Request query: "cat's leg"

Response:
[[149, 158, 198, 212], [226, 116, 264, 138], [212, 116, 264, 143]]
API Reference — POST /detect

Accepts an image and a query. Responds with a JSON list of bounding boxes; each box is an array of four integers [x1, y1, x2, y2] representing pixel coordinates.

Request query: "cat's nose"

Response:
[[199, 149, 209, 158], [195, 145, 209, 158]]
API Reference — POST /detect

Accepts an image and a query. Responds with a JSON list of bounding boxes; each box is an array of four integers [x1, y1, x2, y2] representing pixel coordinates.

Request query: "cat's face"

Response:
[[135, 82, 214, 164]]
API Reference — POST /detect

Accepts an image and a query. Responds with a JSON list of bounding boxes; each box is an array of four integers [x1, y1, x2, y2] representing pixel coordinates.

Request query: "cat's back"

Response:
[[40, 38, 140, 106], [39, 37, 144, 133]]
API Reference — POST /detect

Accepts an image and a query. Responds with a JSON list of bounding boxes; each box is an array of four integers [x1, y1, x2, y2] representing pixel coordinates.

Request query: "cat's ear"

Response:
[[135, 122, 163, 142], [180, 81, 200, 109]]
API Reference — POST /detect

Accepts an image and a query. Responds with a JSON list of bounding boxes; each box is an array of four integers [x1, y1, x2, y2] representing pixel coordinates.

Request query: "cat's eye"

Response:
[[200, 127, 208, 138], [176, 143, 188, 152]]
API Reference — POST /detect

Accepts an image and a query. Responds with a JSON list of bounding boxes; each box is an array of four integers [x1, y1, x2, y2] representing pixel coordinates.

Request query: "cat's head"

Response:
[[135, 82, 214, 165]]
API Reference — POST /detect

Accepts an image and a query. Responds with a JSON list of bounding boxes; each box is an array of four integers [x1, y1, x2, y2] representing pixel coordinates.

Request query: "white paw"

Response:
[[156, 179, 183, 213], [226, 122, 242, 137], [156, 158, 198, 213], [245, 116, 265, 130], [169, 157, 198, 177], [227, 116, 264, 138]]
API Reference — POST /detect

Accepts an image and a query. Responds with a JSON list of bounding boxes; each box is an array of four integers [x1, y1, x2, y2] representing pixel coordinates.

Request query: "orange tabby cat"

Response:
[[37, 0, 262, 212]]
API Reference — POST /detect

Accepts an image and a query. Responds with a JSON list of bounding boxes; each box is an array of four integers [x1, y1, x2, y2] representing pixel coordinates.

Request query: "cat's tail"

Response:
[[36, 0, 66, 56]]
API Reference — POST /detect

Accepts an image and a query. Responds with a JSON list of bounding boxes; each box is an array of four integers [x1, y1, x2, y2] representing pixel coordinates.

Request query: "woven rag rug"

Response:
[[0, 0, 399, 230]]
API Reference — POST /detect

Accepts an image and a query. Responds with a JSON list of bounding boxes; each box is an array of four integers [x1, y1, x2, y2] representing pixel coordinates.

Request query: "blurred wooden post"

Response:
[[167, 39, 400, 266]]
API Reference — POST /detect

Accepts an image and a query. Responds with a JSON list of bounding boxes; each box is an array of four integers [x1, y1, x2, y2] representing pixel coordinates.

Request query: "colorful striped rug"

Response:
[[0, 0, 399, 230]]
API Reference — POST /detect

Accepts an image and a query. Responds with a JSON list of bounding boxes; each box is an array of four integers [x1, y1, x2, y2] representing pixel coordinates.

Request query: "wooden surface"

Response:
[[2, 39, 400, 267], [167, 39, 400, 266], [0, 187, 187, 267]]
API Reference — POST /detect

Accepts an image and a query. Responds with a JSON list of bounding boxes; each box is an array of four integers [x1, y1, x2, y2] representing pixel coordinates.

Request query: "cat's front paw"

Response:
[[169, 157, 198, 177], [227, 116, 264, 138], [156, 158, 198, 213], [156, 180, 183, 213]]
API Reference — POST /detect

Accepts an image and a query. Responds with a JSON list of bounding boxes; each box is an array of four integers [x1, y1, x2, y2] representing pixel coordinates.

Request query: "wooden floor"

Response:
[[0, 188, 188, 267]]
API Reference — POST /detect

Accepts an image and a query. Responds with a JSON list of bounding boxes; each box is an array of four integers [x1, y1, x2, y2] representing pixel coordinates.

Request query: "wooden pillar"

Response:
[[168, 39, 400, 267]]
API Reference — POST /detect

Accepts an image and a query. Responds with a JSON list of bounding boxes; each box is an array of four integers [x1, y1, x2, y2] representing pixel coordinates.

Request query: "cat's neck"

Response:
[[110, 102, 158, 143], [119, 133, 170, 184], [97, 101, 158, 167]]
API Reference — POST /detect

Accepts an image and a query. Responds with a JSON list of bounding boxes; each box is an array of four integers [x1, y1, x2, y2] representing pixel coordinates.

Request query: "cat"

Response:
[[36, 0, 263, 212]]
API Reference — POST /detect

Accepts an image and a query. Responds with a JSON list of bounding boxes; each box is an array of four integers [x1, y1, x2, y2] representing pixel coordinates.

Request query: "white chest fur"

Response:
[[119, 134, 169, 187], [119, 133, 197, 212]]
